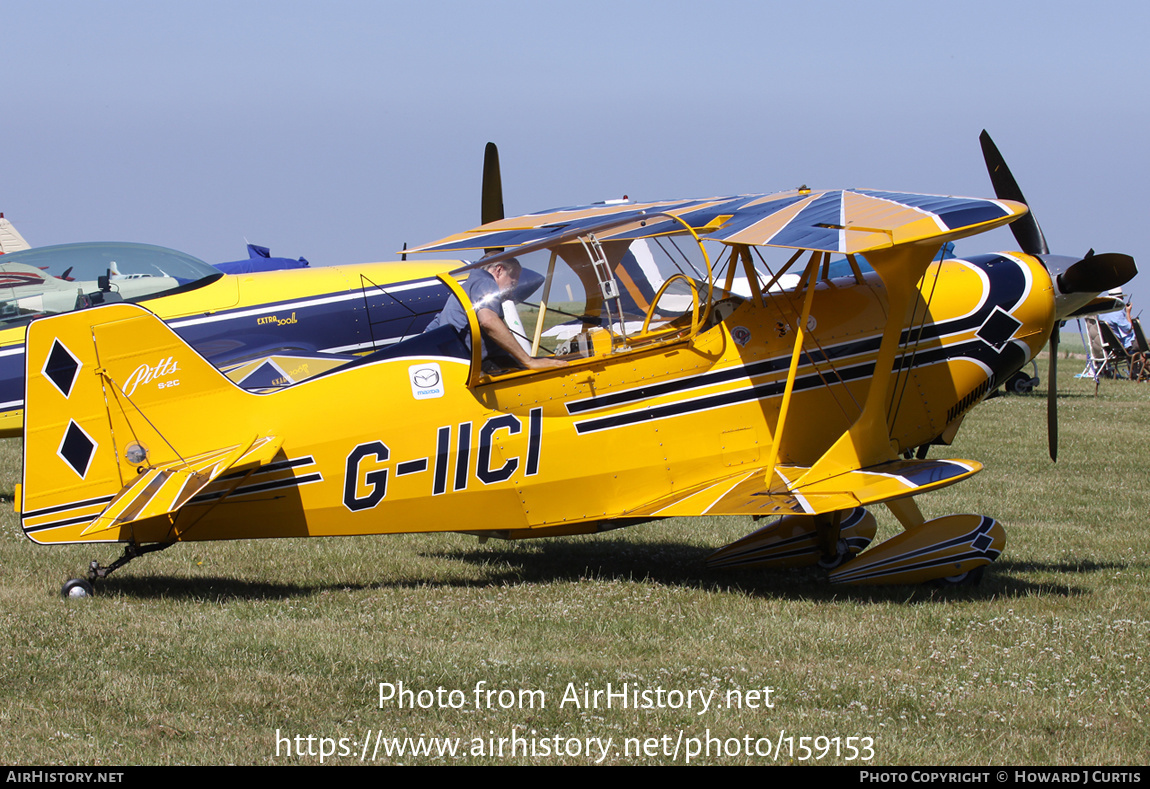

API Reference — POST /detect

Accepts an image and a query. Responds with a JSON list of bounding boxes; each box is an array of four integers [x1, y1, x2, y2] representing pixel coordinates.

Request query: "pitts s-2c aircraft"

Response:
[[17, 133, 1136, 596]]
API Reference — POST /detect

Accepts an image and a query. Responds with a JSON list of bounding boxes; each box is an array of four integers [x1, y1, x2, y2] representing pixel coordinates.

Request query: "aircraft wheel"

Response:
[[817, 538, 852, 570], [1005, 372, 1036, 395], [935, 566, 985, 587], [61, 578, 94, 599]]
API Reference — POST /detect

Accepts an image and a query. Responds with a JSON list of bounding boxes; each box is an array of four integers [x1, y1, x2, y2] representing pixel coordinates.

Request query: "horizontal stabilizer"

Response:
[[629, 458, 981, 519], [81, 436, 283, 536]]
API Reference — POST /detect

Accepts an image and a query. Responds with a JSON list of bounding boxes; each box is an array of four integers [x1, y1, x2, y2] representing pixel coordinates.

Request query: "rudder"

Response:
[[21, 303, 261, 544]]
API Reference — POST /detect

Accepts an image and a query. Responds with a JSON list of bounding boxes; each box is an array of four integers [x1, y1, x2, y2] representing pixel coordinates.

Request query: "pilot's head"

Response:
[[484, 257, 521, 295]]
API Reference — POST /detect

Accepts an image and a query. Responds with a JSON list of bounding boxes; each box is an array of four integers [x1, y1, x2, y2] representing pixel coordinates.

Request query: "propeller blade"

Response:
[[482, 142, 505, 226], [1057, 252, 1137, 295], [482, 142, 506, 255], [979, 130, 1050, 256], [1048, 325, 1059, 462]]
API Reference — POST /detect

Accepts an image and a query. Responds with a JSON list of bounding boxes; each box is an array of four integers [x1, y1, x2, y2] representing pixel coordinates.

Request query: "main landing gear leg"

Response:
[[60, 542, 174, 598], [814, 511, 847, 569]]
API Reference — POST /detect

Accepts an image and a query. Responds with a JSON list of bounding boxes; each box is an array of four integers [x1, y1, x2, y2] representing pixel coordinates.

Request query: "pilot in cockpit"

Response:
[[423, 258, 567, 372]]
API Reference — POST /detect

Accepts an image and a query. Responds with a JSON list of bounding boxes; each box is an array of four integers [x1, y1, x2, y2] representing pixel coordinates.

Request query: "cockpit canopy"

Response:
[[0, 242, 221, 329]]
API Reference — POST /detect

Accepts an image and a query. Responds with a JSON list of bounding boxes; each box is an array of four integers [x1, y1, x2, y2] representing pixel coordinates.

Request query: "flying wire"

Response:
[[755, 248, 863, 424], [887, 254, 943, 434]]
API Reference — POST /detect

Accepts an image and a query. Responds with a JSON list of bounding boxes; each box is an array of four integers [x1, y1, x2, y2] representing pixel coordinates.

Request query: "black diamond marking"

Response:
[[58, 420, 96, 478], [972, 530, 994, 553], [976, 307, 1023, 349], [43, 339, 81, 398]]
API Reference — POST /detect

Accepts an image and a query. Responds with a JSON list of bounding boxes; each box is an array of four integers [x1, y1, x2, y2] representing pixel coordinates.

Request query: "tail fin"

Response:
[[21, 303, 276, 544], [0, 213, 32, 253]]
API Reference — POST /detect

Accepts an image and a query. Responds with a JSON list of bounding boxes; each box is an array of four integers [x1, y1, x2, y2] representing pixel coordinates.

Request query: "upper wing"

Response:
[[703, 189, 1024, 254], [405, 189, 1026, 256], [402, 196, 740, 254]]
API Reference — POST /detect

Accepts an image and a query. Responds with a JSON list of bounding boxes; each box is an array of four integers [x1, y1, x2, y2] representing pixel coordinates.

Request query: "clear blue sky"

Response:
[[4, 1, 1148, 307]]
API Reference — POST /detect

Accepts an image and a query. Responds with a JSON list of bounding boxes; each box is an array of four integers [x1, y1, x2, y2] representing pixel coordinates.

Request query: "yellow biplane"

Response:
[[18, 133, 1135, 596]]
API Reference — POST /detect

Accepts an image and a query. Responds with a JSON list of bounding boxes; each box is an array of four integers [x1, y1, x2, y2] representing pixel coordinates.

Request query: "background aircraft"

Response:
[[0, 240, 458, 436], [0, 145, 567, 438]]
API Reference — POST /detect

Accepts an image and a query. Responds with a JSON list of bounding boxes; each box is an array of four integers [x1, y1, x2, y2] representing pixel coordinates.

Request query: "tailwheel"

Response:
[[61, 578, 95, 599], [60, 541, 175, 598]]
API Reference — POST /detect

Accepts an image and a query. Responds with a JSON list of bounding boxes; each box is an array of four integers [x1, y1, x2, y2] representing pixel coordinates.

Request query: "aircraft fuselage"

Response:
[[19, 251, 1055, 546]]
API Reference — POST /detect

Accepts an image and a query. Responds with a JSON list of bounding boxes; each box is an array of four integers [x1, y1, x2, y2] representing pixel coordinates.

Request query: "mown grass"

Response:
[[1, 358, 1146, 765]]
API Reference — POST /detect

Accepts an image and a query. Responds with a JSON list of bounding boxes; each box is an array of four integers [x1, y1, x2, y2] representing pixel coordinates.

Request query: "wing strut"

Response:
[[737, 245, 765, 306], [529, 250, 560, 357], [795, 242, 941, 487], [762, 251, 824, 489]]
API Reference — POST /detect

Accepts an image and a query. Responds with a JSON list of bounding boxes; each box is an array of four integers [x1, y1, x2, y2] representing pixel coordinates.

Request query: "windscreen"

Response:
[[0, 242, 221, 328]]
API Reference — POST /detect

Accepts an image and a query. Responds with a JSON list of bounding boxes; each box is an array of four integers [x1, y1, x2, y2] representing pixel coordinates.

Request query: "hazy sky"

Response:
[[4, 1, 1148, 305]]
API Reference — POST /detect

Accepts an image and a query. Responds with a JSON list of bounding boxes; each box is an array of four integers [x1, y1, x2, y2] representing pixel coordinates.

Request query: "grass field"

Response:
[[1, 356, 1147, 765]]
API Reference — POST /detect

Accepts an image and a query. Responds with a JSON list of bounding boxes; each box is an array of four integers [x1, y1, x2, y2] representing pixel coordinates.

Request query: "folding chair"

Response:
[[1079, 317, 1109, 392], [1097, 320, 1133, 380]]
